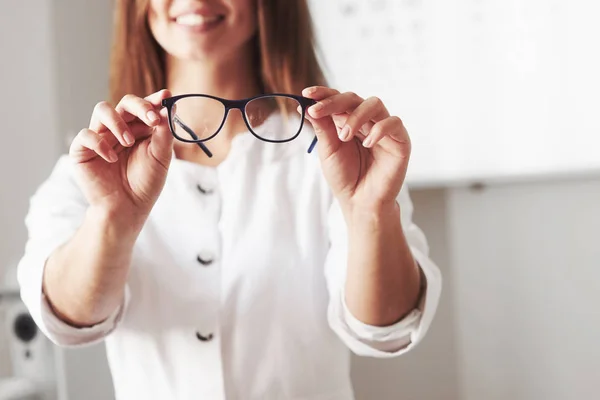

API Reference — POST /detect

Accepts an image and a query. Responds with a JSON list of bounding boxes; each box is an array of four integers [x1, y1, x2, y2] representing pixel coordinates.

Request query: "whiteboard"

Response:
[[308, 0, 600, 186]]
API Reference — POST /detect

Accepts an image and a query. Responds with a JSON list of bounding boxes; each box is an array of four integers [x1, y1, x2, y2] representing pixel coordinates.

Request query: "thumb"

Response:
[[303, 113, 341, 159], [149, 107, 174, 168]]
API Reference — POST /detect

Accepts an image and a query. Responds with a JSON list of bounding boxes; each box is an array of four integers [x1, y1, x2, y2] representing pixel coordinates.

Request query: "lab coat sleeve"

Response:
[[325, 184, 442, 358], [16, 155, 129, 347]]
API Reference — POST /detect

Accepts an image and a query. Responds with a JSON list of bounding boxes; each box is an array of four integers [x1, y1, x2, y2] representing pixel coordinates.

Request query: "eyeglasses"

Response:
[[161, 93, 318, 158]]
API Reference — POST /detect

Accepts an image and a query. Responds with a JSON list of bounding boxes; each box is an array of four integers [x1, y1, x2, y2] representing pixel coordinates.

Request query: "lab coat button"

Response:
[[197, 253, 215, 266], [196, 331, 214, 342], [197, 184, 214, 194]]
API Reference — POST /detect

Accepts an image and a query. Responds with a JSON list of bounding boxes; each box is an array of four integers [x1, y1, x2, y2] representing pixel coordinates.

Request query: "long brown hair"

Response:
[[109, 0, 326, 105]]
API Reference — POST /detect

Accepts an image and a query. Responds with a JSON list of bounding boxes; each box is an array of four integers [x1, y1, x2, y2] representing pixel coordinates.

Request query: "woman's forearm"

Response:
[[344, 202, 422, 327], [43, 206, 145, 327]]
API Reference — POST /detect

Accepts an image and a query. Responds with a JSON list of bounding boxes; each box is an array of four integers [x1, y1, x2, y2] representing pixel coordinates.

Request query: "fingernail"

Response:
[[147, 110, 160, 123], [296, 105, 302, 114], [363, 136, 373, 148], [339, 125, 350, 141], [108, 150, 118, 163], [306, 87, 317, 94], [123, 132, 135, 146]]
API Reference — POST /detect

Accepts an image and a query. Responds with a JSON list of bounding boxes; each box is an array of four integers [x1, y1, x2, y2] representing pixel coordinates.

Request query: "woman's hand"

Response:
[[302, 86, 410, 214], [303, 87, 422, 326], [70, 89, 174, 225]]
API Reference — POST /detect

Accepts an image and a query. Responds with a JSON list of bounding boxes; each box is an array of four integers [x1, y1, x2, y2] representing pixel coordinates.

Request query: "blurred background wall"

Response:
[[0, 0, 60, 381], [1, 1, 598, 399]]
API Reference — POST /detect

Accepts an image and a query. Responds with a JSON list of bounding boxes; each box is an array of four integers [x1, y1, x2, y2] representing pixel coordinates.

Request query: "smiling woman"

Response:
[[110, 0, 324, 104], [16, 0, 441, 399]]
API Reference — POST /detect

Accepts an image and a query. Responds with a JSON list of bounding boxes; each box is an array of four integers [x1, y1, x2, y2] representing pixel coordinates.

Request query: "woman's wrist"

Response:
[[86, 204, 148, 247], [42, 206, 139, 328], [341, 198, 401, 231]]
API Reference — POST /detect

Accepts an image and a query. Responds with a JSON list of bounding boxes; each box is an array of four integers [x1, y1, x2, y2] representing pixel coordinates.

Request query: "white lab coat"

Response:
[[17, 114, 442, 400]]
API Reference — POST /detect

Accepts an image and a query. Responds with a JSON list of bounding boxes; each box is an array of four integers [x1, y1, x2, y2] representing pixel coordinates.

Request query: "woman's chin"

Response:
[[168, 45, 221, 63]]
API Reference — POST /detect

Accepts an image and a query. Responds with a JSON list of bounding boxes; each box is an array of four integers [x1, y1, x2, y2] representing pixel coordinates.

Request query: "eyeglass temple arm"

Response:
[[173, 115, 213, 158], [304, 99, 318, 154], [307, 136, 318, 154]]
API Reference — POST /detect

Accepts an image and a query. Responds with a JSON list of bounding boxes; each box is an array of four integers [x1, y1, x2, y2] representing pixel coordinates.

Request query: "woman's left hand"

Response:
[[302, 86, 411, 213]]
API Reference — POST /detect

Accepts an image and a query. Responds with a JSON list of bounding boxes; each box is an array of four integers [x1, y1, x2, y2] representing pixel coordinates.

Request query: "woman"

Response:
[[18, 0, 441, 399]]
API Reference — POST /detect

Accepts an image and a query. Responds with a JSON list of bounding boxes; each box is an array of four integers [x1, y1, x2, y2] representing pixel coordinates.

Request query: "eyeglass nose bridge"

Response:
[[221, 98, 251, 112], [220, 101, 247, 126], [219, 101, 258, 144]]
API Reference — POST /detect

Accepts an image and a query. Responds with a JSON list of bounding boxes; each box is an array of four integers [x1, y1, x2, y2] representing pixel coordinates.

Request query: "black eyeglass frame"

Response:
[[161, 93, 318, 158]]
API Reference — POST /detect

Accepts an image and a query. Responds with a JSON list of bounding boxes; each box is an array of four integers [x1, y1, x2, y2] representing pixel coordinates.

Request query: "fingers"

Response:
[[303, 88, 390, 143], [87, 90, 172, 148], [306, 92, 364, 121], [366, 116, 410, 156], [70, 108, 173, 167], [89, 101, 133, 147], [303, 111, 341, 160], [70, 128, 118, 163], [330, 113, 373, 140], [342, 96, 390, 144], [114, 92, 174, 168], [70, 90, 174, 168], [144, 89, 172, 106], [301, 87, 364, 157], [115, 94, 161, 126], [302, 86, 339, 101], [301, 86, 410, 154]]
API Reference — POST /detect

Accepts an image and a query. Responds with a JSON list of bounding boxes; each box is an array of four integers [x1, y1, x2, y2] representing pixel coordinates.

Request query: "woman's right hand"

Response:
[[70, 89, 174, 226]]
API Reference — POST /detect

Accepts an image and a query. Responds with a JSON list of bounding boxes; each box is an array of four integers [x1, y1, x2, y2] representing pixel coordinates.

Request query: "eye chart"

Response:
[[308, 0, 600, 186]]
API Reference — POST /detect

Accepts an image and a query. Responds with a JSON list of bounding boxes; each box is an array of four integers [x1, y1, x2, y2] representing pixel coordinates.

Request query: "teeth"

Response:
[[176, 14, 220, 26]]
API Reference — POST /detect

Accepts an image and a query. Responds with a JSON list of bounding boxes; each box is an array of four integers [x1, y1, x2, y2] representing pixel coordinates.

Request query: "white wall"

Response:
[[51, 0, 113, 145], [0, 0, 114, 393], [48, 1, 116, 399], [447, 177, 600, 400], [0, 0, 60, 378]]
